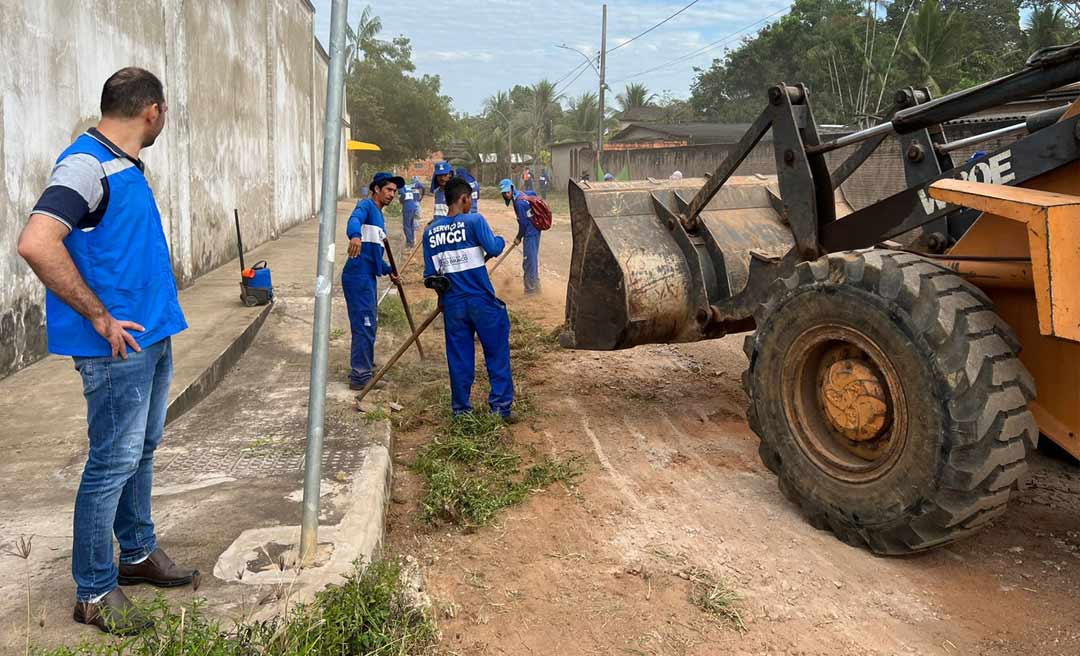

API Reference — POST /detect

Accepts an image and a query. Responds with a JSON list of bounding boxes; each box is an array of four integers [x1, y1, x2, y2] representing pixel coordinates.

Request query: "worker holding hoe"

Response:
[[423, 176, 515, 420], [501, 178, 543, 295], [343, 172, 403, 390]]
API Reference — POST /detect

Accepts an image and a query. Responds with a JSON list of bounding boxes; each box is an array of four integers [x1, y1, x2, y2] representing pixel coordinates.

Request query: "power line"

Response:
[[606, 0, 701, 55], [552, 58, 592, 88], [555, 61, 593, 97], [608, 6, 790, 84]]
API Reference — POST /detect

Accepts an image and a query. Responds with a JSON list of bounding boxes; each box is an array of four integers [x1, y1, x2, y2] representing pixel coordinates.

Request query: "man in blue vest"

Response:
[[430, 160, 452, 220], [455, 166, 480, 212], [399, 175, 422, 249], [343, 172, 403, 390], [500, 178, 541, 295], [423, 177, 515, 419], [17, 68, 197, 634]]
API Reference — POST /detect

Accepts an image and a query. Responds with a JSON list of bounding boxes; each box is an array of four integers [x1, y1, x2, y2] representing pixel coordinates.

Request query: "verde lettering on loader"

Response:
[[917, 150, 1016, 214]]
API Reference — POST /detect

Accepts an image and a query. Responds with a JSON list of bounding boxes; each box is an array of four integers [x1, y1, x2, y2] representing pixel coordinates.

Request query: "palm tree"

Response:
[[616, 82, 656, 112], [528, 80, 563, 166], [484, 91, 516, 177], [556, 92, 602, 143], [345, 5, 383, 72], [905, 1, 961, 96], [1026, 5, 1072, 53]]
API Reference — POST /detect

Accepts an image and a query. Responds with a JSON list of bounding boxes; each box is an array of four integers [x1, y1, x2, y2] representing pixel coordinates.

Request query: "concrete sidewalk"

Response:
[[0, 201, 414, 650]]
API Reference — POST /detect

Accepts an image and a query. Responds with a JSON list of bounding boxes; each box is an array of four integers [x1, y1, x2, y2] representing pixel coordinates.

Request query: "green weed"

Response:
[[685, 567, 745, 632], [413, 413, 581, 527], [35, 559, 436, 655]]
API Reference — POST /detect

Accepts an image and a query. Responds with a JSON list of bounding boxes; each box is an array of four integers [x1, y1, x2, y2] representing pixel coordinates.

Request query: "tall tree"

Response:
[[903, 1, 962, 95], [528, 80, 563, 162], [344, 5, 383, 73], [616, 83, 656, 112], [1026, 4, 1073, 51]]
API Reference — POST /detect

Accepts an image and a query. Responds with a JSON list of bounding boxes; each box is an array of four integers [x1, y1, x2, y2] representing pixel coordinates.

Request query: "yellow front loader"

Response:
[[562, 44, 1080, 554]]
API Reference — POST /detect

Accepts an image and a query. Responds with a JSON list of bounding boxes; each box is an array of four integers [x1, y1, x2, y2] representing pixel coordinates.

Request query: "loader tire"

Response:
[[743, 250, 1038, 555]]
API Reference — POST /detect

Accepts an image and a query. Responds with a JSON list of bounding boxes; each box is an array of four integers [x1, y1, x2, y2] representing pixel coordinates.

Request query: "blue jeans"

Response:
[[342, 273, 378, 386], [72, 338, 172, 601], [443, 296, 514, 416], [523, 233, 541, 294]]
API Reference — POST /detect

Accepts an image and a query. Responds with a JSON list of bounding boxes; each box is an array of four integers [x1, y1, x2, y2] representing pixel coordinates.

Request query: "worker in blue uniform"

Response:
[[423, 177, 515, 419], [501, 178, 541, 295], [539, 168, 550, 200], [455, 166, 480, 212], [399, 175, 422, 249], [430, 161, 453, 221], [342, 172, 403, 390]]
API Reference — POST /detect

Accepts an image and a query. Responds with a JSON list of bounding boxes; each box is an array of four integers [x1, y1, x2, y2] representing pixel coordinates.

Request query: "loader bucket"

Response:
[[563, 176, 853, 350]]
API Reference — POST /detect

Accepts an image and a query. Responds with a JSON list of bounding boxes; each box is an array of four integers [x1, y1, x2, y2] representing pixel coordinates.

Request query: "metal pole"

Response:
[[936, 121, 1027, 154], [300, 0, 348, 565], [597, 4, 607, 175]]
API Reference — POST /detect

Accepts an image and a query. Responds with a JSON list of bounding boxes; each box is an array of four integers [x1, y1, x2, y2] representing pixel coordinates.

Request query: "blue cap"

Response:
[[499, 178, 513, 194], [369, 171, 405, 191], [434, 161, 452, 176]]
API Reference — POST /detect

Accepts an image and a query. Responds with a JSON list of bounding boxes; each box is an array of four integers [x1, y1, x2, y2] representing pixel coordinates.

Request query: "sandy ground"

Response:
[[381, 192, 1080, 656]]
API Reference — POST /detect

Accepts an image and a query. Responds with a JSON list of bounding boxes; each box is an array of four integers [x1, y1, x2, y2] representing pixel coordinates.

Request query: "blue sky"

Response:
[[312, 0, 791, 115]]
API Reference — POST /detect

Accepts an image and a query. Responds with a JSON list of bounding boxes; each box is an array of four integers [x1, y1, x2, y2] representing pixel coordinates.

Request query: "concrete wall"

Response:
[[0, 0, 350, 379]]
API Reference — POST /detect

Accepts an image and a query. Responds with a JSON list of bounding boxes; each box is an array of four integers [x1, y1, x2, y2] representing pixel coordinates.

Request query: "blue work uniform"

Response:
[[399, 184, 421, 248], [513, 190, 542, 294], [456, 168, 480, 212], [423, 213, 514, 417], [539, 170, 550, 200], [432, 185, 448, 221], [342, 198, 392, 386]]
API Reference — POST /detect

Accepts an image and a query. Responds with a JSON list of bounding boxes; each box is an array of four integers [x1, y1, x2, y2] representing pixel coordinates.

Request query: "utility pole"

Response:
[[597, 3, 607, 175], [300, 0, 348, 565]]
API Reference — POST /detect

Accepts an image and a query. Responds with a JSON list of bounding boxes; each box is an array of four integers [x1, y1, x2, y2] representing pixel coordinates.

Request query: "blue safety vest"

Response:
[[423, 213, 505, 303], [40, 132, 187, 356], [343, 198, 391, 277], [400, 185, 420, 213], [433, 186, 448, 219]]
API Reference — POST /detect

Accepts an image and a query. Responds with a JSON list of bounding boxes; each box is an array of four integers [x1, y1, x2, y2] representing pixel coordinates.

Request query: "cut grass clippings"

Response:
[[413, 412, 581, 527], [36, 558, 436, 656], [685, 567, 746, 632]]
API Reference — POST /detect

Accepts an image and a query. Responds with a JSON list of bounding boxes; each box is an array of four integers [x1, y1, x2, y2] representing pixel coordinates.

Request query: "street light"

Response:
[[556, 44, 601, 77], [490, 108, 513, 179]]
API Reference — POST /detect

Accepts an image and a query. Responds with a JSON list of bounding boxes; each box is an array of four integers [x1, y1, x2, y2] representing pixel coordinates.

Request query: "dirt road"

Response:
[[383, 193, 1080, 655]]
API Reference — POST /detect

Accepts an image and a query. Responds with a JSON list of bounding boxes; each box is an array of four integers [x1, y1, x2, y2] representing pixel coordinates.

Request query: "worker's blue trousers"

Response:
[[403, 208, 419, 249], [342, 273, 378, 386], [522, 233, 541, 294], [442, 297, 514, 417]]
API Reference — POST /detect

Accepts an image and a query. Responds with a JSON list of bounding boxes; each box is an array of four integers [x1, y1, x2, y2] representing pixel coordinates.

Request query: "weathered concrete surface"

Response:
[[0, 202, 398, 650], [0, 0, 350, 379]]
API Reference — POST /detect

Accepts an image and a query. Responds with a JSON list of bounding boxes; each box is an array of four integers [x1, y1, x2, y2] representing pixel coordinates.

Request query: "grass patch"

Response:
[[685, 567, 745, 631], [37, 558, 436, 655], [508, 310, 559, 367], [377, 296, 409, 333], [413, 413, 581, 527]]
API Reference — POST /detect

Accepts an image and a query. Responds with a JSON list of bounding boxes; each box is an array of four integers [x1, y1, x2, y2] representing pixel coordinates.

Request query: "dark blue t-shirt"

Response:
[[423, 213, 505, 303]]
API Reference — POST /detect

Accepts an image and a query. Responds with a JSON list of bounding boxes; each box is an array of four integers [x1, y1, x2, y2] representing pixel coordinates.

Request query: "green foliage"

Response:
[[689, 0, 1032, 125], [413, 413, 581, 526], [616, 82, 657, 112], [344, 5, 453, 167], [36, 560, 436, 655]]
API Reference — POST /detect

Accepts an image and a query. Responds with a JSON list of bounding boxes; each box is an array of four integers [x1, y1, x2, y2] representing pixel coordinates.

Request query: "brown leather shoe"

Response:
[[118, 548, 201, 589], [73, 587, 153, 635]]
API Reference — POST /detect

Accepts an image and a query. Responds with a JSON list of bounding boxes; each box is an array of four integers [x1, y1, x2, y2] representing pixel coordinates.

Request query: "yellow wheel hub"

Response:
[[820, 359, 889, 442]]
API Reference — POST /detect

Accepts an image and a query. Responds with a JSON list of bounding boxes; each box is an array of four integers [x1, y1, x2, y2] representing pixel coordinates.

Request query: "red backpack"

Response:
[[520, 195, 552, 231]]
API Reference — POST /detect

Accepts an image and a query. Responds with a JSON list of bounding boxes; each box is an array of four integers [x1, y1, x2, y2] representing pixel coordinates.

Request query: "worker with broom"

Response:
[[343, 172, 403, 390], [422, 176, 516, 420]]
